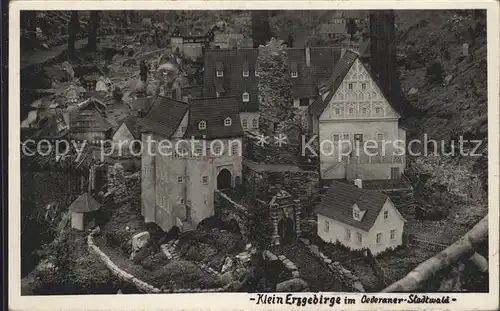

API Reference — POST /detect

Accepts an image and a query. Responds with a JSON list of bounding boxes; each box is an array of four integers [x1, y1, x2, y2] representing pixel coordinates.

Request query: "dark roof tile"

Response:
[[69, 193, 102, 213], [138, 95, 188, 138], [315, 181, 389, 231], [309, 50, 358, 116], [184, 96, 243, 139], [203, 47, 341, 113]]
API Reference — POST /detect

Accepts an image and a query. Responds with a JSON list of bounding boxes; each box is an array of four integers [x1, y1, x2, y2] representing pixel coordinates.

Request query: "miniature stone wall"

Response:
[[263, 250, 301, 279], [243, 165, 320, 211], [214, 190, 249, 240], [299, 238, 365, 292], [87, 230, 240, 293]]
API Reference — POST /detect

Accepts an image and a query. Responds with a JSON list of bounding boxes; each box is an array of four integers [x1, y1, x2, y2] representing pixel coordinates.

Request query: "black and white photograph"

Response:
[[8, 1, 499, 310]]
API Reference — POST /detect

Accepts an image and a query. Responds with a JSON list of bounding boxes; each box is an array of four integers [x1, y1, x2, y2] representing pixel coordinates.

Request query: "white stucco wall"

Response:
[[317, 214, 369, 250], [366, 199, 405, 255]]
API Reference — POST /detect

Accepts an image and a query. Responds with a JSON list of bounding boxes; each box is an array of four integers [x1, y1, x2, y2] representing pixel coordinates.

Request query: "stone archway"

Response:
[[217, 168, 232, 190]]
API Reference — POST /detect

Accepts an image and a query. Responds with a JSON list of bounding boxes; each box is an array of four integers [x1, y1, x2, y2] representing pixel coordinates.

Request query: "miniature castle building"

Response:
[[268, 188, 302, 245], [69, 192, 102, 231], [139, 95, 244, 232]]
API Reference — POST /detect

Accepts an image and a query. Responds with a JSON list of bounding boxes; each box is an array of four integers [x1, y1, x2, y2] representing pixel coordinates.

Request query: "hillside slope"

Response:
[[395, 10, 487, 142]]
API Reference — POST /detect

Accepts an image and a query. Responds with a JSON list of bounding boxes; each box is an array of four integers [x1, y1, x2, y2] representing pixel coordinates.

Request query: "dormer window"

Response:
[[198, 121, 206, 130], [291, 62, 298, 78], [243, 62, 249, 77], [242, 92, 250, 102], [352, 204, 365, 221], [215, 62, 224, 77], [224, 117, 232, 127]]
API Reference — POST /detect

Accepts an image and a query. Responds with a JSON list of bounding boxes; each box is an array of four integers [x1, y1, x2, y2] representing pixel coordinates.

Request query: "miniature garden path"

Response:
[[271, 242, 346, 292]]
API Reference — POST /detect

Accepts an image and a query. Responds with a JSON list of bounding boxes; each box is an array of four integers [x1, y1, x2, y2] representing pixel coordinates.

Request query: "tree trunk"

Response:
[[382, 215, 488, 292], [87, 11, 100, 51], [68, 11, 79, 60]]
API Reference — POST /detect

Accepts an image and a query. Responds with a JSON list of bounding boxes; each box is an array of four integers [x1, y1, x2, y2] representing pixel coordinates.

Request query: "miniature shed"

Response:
[[69, 192, 102, 231]]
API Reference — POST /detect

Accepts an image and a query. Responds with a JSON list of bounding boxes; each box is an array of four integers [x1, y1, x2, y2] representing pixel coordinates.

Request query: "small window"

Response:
[[356, 232, 363, 244], [348, 83, 353, 90], [255, 70, 259, 77], [291, 71, 298, 78], [353, 209, 360, 220], [384, 210, 389, 219], [198, 121, 206, 130], [390, 229, 396, 240], [335, 108, 341, 115], [376, 233, 382, 244], [242, 119, 248, 129], [324, 220, 330, 232], [242, 92, 250, 102], [243, 69, 249, 77], [342, 133, 350, 141], [235, 176, 241, 184], [299, 98, 309, 107], [231, 144, 239, 155], [204, 200, 208, 205], [202, 176, 209, 184], [214, 146, 222, 155], [349, 107, 354, 114], [376, 107, 382, 114], [333, 134, 340, 142], [345, 228, 351, 241], [354, 134, 363, 142], [252, 119, 258, 129], [378, 133, 384, 141], [181, 126, 186, 133], [362, 107, 367, 114], [224, 117, 232, 127], [178, 176, 184, 183], [216, 70, 224, 77], [180, 199, 185, 204], [362, 83, 366, 90]]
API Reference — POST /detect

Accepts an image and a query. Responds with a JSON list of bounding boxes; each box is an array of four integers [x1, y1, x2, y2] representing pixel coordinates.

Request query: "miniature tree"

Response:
[[256, 38, 293, 135]]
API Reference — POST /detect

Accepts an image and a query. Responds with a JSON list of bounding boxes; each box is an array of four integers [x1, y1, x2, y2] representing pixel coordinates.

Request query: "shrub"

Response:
[[426, 61, 445, 83], [151, 260, 224, 289], [141, 252, 169, 270]]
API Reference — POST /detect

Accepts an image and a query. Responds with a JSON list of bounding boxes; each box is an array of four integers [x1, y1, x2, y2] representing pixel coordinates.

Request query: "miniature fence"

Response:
[[408, 235, 449, 252]]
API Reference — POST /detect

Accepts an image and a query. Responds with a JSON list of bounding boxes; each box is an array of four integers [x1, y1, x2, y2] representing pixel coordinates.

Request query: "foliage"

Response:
[[141, 252, 169, 270], [407, 155, 486, 206], [247, 202, 272, 250], [256, 38, 293, 134], [151, 260, 224, 289], [425, 60, 445, 84]]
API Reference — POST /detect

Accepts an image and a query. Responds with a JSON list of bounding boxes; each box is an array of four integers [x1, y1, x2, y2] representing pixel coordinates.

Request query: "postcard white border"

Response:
[[8, 1, 500, 310]]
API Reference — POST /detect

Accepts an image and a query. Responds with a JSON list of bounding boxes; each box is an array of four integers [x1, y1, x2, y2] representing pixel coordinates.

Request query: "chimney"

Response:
[[305, 46, 311, 67], [354, 178, 362, 189]]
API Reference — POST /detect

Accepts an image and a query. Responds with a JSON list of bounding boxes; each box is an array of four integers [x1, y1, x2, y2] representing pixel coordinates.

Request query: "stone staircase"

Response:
[[160, 239, 180, 260]]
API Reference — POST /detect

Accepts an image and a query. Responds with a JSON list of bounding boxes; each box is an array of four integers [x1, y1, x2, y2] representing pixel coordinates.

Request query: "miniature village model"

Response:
[[19, 9, 489, 296]]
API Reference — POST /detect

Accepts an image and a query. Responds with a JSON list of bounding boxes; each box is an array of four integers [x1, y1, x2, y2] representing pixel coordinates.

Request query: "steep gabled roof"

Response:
[[184, 96, 243, 139], [315, 181, 389, 231], [69, 192, 102, 213], [309, 50, 358, 117], [69, 100, 113, 133], [138, 95, 188, 138]]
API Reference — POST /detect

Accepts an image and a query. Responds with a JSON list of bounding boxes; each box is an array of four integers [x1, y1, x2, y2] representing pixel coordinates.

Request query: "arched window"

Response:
[[242, 92, 250, 102], [224, 117, 232, 127], [198, 120, 206, 130], [252, 118, 258, 129]]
